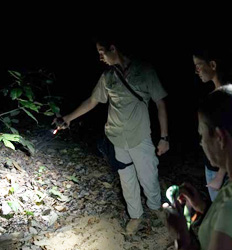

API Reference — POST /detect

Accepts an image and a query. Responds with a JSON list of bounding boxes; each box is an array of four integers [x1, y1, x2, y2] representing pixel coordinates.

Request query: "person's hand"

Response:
[[52, 116, 70, 130], [179, 182, 206, 214], [157, 139, 169, 156], [164, 200, 191, 247]]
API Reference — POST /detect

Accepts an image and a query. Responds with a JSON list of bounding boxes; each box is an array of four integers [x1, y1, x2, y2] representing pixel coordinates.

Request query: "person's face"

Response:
[[193, 56, 216, 83], [96, 43, 117, 66], [198, 113, 223, 168]]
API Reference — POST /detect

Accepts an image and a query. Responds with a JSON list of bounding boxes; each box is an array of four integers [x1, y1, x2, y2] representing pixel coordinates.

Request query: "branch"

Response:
[[0, 108, 21, 117]]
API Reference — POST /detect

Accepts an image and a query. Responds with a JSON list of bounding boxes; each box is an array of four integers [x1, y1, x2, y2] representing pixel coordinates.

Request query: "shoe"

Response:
[[125, 218, 142, 235]]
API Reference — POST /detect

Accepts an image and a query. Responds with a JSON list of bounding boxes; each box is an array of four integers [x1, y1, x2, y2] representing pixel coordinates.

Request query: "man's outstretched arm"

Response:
[[63, 96, 99, 126]]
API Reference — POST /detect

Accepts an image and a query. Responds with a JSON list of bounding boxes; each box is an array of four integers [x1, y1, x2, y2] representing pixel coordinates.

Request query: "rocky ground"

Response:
[[0, 123, 208, 250]]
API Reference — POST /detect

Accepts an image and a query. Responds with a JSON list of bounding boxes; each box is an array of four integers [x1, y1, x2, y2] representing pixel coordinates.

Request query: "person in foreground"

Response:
[[54, 36, 169, 234], [166, 84, 232, 250], [193, 49, 232, 201]]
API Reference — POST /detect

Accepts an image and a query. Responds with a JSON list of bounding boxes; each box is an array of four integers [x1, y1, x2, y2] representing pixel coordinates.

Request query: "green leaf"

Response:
[[10, 88, 23, 100], [19, 100, 39, 112], [11, 119, 19, 123], [44, 111, 54, 116], [9, 187, 14, 194], [1, 133, 21, 141], [8, 183, 19, 195], [23, 86, 34, 101], [21, 108, 38, 124], [49, 102, 60, 114], [38, 166, 46, 172], [7, 201, 19, 213], [67, 175, 79, 183], [25, 210, 34, 216], [3, 117, 11, 124], [3, 139, 15, 150], [10, 110, 20, 116], [8, 70, 22, 79]]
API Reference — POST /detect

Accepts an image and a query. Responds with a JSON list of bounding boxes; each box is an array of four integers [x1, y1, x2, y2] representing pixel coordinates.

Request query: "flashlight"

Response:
[[165, 185, 192, 230], [53, 129, 58, 135], [51, 116, 68, 135]]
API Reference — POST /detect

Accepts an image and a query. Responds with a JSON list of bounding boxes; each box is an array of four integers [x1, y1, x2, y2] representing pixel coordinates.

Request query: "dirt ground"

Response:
[[0, 125, 207, 250]]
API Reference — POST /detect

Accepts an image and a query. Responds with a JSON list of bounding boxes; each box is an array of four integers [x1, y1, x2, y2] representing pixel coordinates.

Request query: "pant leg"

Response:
[[205, 166, 218, 201], [115, 146, 143, 219], [129, 138, 161, 210]]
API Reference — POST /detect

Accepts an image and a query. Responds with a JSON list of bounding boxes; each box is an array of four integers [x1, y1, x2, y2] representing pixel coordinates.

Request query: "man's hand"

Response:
[[52, 117, 69, 130], [157, 139, 169, 156]]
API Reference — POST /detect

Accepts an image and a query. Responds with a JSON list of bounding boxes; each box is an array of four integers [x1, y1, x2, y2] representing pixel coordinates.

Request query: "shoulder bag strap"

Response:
[[113, 65, 145, 104]]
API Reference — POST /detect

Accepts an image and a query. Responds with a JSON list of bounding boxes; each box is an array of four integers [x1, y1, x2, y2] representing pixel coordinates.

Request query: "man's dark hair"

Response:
[[198, 84, 232, 136], [193, 49, 232, 85], [92, 34, 130, 55]]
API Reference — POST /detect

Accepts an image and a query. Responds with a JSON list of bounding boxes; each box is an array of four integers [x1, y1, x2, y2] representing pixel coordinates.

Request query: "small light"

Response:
[[53, 129, 58, 135], [162, 202, 170, 208]]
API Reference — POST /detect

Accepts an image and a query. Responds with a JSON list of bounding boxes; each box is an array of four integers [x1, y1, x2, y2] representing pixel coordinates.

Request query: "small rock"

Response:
[[29, 227, 38, 235]]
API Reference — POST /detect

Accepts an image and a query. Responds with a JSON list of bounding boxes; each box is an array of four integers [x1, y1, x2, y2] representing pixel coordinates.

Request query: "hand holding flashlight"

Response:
[[179, 183, 207, 214], [52, 116, 69, 134]]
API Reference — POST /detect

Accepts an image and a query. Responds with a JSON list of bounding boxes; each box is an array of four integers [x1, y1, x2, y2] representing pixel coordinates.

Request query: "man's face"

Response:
[[96, 43, 117, 66], [193, 56, 216, 83], [198, 113, 222, 168]]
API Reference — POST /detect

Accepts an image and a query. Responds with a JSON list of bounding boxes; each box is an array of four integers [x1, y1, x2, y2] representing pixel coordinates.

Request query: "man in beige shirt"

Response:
[[58, 36, 169, 234]]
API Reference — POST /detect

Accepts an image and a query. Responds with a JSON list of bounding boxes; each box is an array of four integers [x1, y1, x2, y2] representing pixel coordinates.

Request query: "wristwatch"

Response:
[[160, 136, 169, 142]]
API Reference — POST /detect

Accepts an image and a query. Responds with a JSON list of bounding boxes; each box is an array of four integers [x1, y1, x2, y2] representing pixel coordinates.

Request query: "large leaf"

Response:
[[19, 100, 40, 112], [21, 108, 38, 123], [0, 133, 21, 141], [10, 88, 23, 100], [3, 139, 15, 150]]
